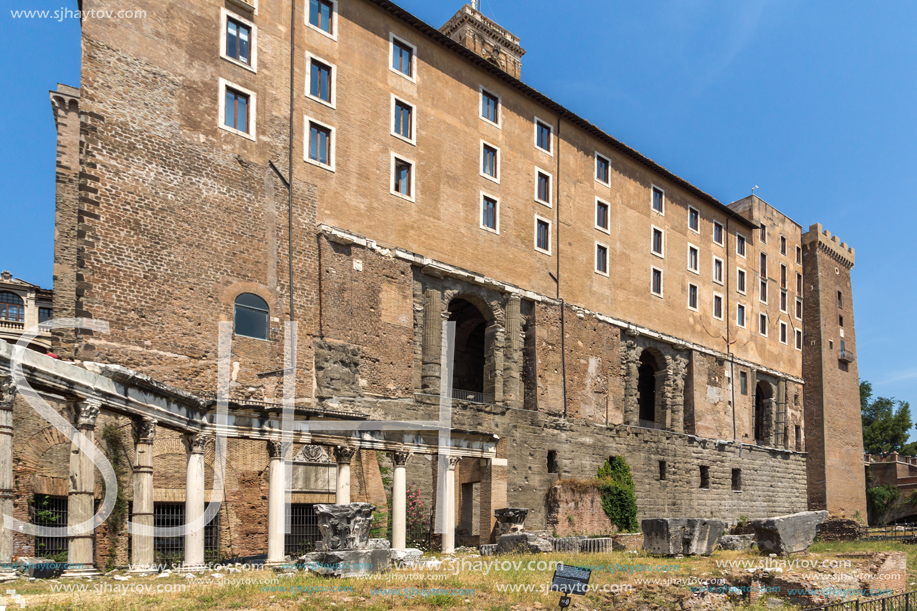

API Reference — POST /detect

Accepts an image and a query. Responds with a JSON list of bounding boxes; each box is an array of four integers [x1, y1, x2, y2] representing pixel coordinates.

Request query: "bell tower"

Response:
[[440, 3, 525, 79]]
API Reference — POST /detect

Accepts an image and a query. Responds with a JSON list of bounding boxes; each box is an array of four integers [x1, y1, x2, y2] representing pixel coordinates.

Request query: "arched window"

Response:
[[0, 292, 24, 322], [234, 293, 269, 340]]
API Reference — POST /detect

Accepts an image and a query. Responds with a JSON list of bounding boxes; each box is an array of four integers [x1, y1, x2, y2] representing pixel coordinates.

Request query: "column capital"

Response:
[[0, 374, 17, 411], [392, 449, 412, 466], [267, 439, 290, 460], [446, 455, 461, 470], [133, 417, 157, 444], [334, 445, 357, 465], [76, 398, 101, 430], [184, 432, 208, 455]]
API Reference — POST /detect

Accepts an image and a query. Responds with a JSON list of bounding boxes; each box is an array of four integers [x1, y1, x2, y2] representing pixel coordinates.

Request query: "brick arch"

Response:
[[19, 425, 70, 474], [443, 290, 497, 324], [220, 282, 280, 321]]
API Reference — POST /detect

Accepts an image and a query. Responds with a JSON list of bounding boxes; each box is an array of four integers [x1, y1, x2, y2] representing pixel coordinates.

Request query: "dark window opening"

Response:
[[839, 315, 844, 328], [394, 158, 412, 196], [596, 201, 609, 230], [740, 371, 748, 395], [536, 219, 550, 252], [754, 382, 772, 444], [547, 450, 558, 474], [837, 291, 843, 308], [448, 298, 488, 396], [638, 351, 659, 425], [795, 426, 802, 452], [482, 196, 497, 231], [39, 307, 53, 323], [732, 469, 741, 491], [285, 504, 321, 556], [153, 503, 220, 565], [596, 155, 609, 183], [537, 172, 551, 203], [699, 466, 710, 489], [234, 293, 269, 340], [659, 461, 667, 481], [309, 122, 332, 166], [482, 144, 498, 178], [32, 494, 68, 560]]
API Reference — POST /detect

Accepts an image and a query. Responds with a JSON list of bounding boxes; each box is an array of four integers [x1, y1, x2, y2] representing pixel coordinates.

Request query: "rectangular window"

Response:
[[760, 279, 768, 304], [651, 227, 664, 257], [595, 153, 610, 185], [795, 329, 802, 350], [740, 371, 748, 395], [223, 86, 250, 134], [481, 88, 500, 125], [226, 17, 252, 65], [699, 466, 710, 489], [481, 143, 499, 181], [760, 252, 767, 278], [688, 206, 700, 232], [732, 469, 742, 492], [38, 307, 53, 323], [688, 245, 699, 273], [713, 256, 724, 285], [759, 313, 768, 336], [392, 97, 414, 142], [535, 217, 551, 254], [391, 35, 414, 79], [837, 291, 843, 308], [780, 290, 788, 313], [309, 57, 333, 104], [736, 233, 746, 257], [796, 272, 803, 294], [481, 194, 498, 232], [713, 222, 724, 246], [596, 243, 608, 275], [688, 283, 698, 311], [535, 119, 552, 153], [659, 461, 667, 481], [595, 199, 609, 232], [535, 170, 551, 205], [736, 303, 746, 328], [651, 267, 663, 297], [306, 120, 334, 169], [795, 298, 803, 320], [780, 321, 788, 344], [839, 314, 844, 328], [713, 294, 723, 320], [309, 0, 335, 35], [392, 155, 414, 200], [780, 264, 787, 289], [796, 245, 802, 265], [737, 268, 746, 294], [651, 186, 664, 214], [760, 224, 767, 243], [780, 236, 787, 256]]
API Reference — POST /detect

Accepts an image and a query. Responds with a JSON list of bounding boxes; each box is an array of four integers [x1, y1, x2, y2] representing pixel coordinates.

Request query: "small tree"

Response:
[[596, 456, 639, 532]]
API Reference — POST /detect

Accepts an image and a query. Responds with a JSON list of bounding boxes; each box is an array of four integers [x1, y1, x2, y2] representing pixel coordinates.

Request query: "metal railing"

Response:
[[32, 494, 68, 560], [839, 348, 856, 363], [153, 503, 220, 565], [864, 522, 917, 541], [804, 590, 917, 611], [451, 389, 493, 404]]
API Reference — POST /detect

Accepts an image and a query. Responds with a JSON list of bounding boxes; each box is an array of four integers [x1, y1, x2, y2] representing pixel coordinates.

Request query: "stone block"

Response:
[[480, 544, 497, 557], [718, 534, 756, 551], [369, 538, 391, 550], [612, 533, 645, 551], [641, 518, 725, 556], [496, 532, 554, 555], [748, 511, 828, 555], [389, 548, 423, 567], [552, 536, 584, 553], [314, 503, 375, 551], [306, 549, 391, 576], [580, 537, 614, 553]]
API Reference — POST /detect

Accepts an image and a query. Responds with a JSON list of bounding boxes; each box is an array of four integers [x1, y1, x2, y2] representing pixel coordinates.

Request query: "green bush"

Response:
[[596, 456, 639, 533]]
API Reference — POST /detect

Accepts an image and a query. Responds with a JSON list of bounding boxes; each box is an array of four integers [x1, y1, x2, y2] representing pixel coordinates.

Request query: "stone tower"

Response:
[[802, 223, 867, 519], [439, 4, 525, 79]]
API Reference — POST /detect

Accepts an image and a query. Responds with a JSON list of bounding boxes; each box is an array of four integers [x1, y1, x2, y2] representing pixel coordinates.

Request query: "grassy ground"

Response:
[[4, 540, 914, 611]]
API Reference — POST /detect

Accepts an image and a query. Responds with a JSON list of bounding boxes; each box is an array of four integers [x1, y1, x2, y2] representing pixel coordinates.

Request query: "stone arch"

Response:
[[447, 297, 491, 395], [637, 349, 662, 425], [622, 338, 688, 433], [754, 378, 777, 446], [219, 282, 281, 323]]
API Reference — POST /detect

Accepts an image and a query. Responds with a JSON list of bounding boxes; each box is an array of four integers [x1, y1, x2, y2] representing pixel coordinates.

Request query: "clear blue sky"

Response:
[[1, 0, 913, 409]]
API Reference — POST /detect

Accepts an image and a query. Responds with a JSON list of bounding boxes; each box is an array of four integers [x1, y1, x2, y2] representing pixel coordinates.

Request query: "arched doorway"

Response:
[[755, 381, 772, 443], [637, 351, 659, 425], [448, 298, 488, 395]]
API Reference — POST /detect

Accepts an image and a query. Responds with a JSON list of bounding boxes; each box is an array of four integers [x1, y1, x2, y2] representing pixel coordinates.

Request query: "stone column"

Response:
[[391, 449, 411, 549], [421, 289, 444, 395], [61, 398, 101, 578], [777, 380, 788, 449], [502, 295, 523, 408], [442, 455, 460, 554], [334, 446, 356, 505], [622, 340, 639, 425], [266, 440, 288, 566], [667, 354, 688, 434], [129, 418, 156, 575], [484, 322, 504, 404], [0, 376, 19, 581], [480, 451, 508, 544], [182, 433, 207, 570]]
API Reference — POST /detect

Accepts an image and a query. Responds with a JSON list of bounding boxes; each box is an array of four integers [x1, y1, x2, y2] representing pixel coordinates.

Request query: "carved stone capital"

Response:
[[447, 455, 461, 470], [334, 445, 357, 465], [76, 398, 101, 430], [392, 449, 412, 467], [184, 433, 208, 455], [133, 418, 156, 445], [0, 374, 17, 411], [267, 440, 288, 460]]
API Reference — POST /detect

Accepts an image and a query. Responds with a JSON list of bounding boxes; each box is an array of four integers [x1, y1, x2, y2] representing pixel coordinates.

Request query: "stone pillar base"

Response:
[[0, 571, 19, 583], [175, 564, 208, 574], [60, 566, 101, 579], [266, 560, 297, 573], [127, 565, 159, 576]]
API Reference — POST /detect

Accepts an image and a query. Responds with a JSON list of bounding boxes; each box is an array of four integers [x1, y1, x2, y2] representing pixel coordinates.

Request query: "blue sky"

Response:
[[1, 0, 913, 409]]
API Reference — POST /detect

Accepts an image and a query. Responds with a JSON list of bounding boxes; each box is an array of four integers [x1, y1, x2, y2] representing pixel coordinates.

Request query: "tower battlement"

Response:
[[803, 223, 855, 268]]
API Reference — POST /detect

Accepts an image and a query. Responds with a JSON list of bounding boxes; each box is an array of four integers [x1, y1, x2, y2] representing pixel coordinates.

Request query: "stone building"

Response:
[[0, 271, 54, 354], [0, 0, 866, 570]]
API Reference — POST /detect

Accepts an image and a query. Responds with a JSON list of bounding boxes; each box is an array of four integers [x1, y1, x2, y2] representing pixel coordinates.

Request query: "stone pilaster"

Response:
[[129, 418, 156, 575], [421, 289, 444, 395], [777, 380, 788, 449], [666, 354, 688, 434], [391, 449, 412, 549], [442, 455, 460, 554], [266, 440, 289, 566], [622, 340, 639, 425], [182, 433, 207, 571], [61, 398, 101, 578], [484, 322, 504, 403], [0, 376, 18, 581], [502, 295, 523, 408], [334, 445, 356, 505]]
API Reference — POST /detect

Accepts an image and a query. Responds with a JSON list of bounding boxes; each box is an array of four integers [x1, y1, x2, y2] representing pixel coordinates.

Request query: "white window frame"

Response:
[[479, 190, 500, 235], [736, 267, 747, 295], [595, 152, 611, 187], [688, 206, 700, 234], [533, 116, 553, 156], [650, 184, 665, 215], [759, 279, 768, 305], [220, 9, 258, 73], [759, 312, 768, 337], [303, 115, 335, 172], [390, 152, 416, 202], [479, 86, 501, 129], [306, 51, 336, 109], [712, 255, 724, 285], [713, 221, 725, 246], [534, 215, 552, 255], [687, 243, 699, 274], [713, 292, 724, 320], [534, 168, 553, 208], [218, 78, 257, 141], [795, 329, 803, 351], [594, 197, 611, 234], [306, 0, 337, 41], [390, 95, 416, 145], [796, 245, 802, 265], [780, 289, 788, 313], [779, 321, 789, 345], [736, 232, 747, 258], [650, 266, 664, 298], [480, 140, 501, 184], [595, 241, 610, 277], [795, 297, 803, 321], [736, 303, 746, 329], [389, 33, 417, 83], [780, 235, 787, 256], [687, 283, 699, 312], [651, 225, 665, 259], [796, 272, 803, 294], [227, 0, 257, 16]]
